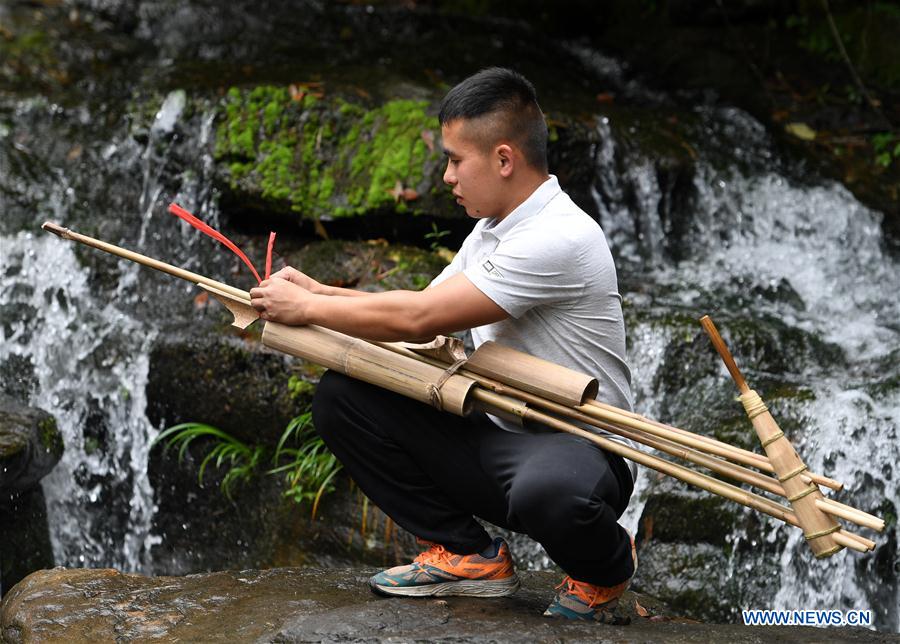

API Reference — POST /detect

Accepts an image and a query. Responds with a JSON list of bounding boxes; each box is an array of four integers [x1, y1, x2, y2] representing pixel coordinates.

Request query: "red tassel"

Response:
[[265, 231, 276, 280], [167, 203, 263, 284]]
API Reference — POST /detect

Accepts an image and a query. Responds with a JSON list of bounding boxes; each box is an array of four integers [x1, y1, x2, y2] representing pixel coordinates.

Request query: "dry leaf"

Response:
[[421, 129, 435, 151], [193, 291, 209, 309], [388, 180, 405, 202], [314, 218, 329, 240], [67, 144, 83, 161], [289, 84, 307, 103], [634, 599, 650, 618], [596, 92, 615, 104], [785, 122, 816, 141], [401, 188, 418, 201]]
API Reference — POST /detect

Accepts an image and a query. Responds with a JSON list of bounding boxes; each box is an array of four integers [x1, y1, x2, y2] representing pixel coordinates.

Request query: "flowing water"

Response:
[[1, 0, 897, 631]]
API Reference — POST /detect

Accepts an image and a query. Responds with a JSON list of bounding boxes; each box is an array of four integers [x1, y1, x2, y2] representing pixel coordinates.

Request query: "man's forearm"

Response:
[[317, 284, 376, 298], [304, 290, 430, 341]]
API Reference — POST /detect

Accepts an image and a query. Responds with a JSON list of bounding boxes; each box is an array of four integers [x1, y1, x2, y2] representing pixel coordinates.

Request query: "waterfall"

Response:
[[0, 90, 219, 573], [592, 111, 899, 629]]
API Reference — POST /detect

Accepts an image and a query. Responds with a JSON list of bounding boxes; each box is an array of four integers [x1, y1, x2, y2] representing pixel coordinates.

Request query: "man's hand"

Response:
[[249, 278, 313, 325], [269, 266, 323, 294]]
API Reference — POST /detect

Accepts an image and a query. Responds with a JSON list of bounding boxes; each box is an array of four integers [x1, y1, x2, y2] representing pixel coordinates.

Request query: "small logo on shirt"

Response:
[[482, 260, 503, 278]]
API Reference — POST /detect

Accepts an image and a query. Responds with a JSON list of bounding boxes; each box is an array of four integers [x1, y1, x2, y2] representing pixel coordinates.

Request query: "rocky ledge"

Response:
[[0, 567, 889, 643]]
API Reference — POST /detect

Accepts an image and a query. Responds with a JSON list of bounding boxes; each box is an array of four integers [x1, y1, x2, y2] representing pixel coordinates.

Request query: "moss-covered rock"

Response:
[[285, 239, 450, 293], [214, 86, 455, 222], [0, 394, 63, 492]]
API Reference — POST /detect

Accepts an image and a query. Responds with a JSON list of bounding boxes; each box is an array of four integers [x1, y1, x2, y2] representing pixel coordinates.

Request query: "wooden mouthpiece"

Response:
[[700, 315, 750, 394], [41, 222, 71, 238]]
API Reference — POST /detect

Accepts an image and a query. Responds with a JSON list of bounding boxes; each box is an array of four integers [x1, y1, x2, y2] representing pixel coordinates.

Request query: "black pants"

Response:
[[312, 370, 635, 586]]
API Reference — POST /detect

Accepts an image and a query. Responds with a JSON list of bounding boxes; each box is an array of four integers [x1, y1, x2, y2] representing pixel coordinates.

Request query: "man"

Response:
[[250, 67, 637, 623]]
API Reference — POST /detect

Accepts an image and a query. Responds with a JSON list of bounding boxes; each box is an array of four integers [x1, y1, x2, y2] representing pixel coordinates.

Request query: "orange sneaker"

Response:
[[543, 532, 637, 623], [369, 537, 520, 597]]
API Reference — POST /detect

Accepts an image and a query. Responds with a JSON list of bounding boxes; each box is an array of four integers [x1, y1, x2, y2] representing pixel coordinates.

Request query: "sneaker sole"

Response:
[[370, 574, 521, 598]]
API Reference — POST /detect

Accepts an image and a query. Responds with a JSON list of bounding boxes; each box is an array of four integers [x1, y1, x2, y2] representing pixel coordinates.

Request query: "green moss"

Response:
[[215, 86, 441, 221], [38, 416, 63, 457]]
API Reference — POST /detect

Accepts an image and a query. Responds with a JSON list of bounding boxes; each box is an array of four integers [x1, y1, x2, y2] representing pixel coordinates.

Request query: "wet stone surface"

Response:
[[1, 566, 891, 644]]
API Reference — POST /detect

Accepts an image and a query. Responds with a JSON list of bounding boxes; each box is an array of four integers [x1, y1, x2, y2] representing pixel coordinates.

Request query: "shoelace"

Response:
[[556, 576, 624, 608], [414, 543, 456, 568]]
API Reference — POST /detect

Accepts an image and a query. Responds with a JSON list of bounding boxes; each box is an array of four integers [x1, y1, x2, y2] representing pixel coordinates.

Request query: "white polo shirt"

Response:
[[431, 176, 636, 480]]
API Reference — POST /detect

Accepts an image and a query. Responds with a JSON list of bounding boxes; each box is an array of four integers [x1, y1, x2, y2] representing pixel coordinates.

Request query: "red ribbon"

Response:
[[167, 203, 276, 285]]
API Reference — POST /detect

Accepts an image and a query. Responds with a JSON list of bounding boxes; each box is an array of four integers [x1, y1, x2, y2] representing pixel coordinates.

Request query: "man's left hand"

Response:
[[249, 278, 312, 325]]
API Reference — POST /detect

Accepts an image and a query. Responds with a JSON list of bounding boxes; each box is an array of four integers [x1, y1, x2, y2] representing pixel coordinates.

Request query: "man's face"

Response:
[[441, 119, 506, 219]]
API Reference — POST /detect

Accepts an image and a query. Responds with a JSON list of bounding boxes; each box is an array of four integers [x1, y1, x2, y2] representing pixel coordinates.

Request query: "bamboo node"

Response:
[[761, 431, 784, 448], [804, 524, 840, 540], [788, 485, 818, 502], [777, 464, 809, 483], [739, 390, 769, 419]]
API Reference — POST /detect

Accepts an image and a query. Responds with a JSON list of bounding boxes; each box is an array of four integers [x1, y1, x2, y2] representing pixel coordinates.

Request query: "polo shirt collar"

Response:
[[481, 175, 561, 239]]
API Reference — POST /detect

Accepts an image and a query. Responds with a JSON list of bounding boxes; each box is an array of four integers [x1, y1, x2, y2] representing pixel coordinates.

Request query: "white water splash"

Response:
[[0, 232, 160, 571]]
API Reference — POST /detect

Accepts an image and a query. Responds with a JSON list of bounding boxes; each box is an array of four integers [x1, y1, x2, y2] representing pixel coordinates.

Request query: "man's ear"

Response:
[[496, 143, 514, 177]]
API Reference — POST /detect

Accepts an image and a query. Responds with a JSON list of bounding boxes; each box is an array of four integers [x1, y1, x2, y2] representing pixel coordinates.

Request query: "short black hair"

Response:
[[439, 67, 548, 172]]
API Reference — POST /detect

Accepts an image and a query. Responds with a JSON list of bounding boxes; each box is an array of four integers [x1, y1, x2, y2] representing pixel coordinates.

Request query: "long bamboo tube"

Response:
[[263, 322, 476, 416], [42, 222, 251, 301]]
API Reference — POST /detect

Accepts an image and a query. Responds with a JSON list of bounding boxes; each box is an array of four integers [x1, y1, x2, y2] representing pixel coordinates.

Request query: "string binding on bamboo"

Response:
[[41, 221, 885, 558]]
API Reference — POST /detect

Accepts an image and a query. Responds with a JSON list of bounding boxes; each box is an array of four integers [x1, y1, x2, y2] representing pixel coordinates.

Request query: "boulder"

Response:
[[0, 394, 62, 492], [1, 566, 888, 643], [0, 394, 63, 597]]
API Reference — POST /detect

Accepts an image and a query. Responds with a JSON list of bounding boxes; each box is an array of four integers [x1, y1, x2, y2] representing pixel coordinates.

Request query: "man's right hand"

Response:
[[270, 266, 325, 295]]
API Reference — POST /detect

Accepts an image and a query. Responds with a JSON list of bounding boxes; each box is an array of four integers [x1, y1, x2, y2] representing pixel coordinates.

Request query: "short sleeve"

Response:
[[462, 233, 585, 318]]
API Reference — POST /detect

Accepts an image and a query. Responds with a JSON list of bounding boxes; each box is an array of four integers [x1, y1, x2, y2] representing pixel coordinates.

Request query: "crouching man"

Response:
[[250, 67, 637, 623]]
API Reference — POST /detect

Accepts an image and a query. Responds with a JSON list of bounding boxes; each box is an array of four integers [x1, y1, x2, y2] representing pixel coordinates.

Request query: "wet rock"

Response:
[[2, 566, 890, 643], [146, 335, 310, 447], [0, 394, 62, 492], [0, 395, 62, 597], [0, 488, 54, 598]]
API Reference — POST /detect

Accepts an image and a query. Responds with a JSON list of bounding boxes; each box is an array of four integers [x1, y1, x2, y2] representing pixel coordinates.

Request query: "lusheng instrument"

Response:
[[42, 221, 884, 557]]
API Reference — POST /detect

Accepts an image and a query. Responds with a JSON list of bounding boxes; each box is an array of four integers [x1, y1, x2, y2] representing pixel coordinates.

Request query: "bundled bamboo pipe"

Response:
[[384, 340, 882, 539], [382, 339, 845, 497], [472, 388, 877, 553]]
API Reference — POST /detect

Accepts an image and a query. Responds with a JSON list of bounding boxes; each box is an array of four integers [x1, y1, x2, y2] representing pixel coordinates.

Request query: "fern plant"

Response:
[[153, 423, 265, 500], [154, 411, 342, 517], [268, 411, 342, 519]]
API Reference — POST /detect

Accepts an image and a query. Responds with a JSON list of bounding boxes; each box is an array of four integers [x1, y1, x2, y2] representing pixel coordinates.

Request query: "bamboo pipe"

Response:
[[378, 339, 844, 493], [833, 531, 873, 553], [41, 222, 251, 301], [586, 399, 843, 491], [816, 499, 885, 532], [836, 530, 877, 552]]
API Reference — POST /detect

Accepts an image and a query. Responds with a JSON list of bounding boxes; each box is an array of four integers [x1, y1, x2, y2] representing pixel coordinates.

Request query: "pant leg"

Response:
[[312, 370, 509, 554], [479, 429, 635, 586]]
